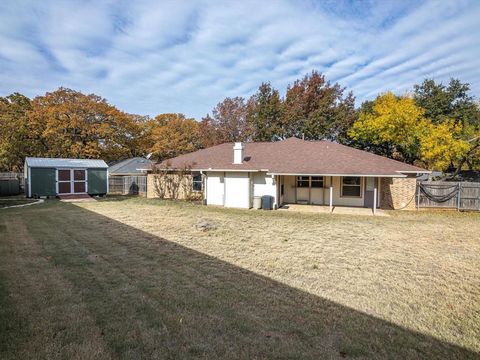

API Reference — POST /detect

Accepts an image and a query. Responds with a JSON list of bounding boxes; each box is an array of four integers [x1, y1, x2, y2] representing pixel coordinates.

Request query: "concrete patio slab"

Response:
[[278, 203, 389, 216]]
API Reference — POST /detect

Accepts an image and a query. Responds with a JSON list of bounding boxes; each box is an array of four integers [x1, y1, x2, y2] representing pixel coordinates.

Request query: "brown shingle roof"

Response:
[[156, 137, 428, 176]]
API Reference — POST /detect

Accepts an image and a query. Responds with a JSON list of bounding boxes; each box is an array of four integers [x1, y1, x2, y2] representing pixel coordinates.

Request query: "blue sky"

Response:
[[1, 0, 479, 119]]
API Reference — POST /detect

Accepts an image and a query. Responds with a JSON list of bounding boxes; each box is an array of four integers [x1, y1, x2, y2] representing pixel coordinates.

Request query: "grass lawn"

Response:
[[0, 197, 37, 208], [0, 197, 479, 359]]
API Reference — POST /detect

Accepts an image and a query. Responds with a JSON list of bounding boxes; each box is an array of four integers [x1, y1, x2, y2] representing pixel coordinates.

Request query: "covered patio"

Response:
[[274, 175, 382, 214]]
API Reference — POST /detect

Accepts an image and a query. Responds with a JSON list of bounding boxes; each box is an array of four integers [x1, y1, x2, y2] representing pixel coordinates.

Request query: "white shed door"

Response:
[[224, 172, 250, 208], [206, 172, 224, 205]]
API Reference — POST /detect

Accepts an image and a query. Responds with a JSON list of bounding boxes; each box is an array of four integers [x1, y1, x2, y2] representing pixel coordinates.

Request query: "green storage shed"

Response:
[[24, 157, 108, 198]]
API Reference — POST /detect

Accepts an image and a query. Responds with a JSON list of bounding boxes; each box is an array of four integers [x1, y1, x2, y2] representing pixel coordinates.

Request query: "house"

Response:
[[107, 157, 152, 195], [108, 157, 152, 176], [147, 137, 429, 211], [24, 157, 108, 198]]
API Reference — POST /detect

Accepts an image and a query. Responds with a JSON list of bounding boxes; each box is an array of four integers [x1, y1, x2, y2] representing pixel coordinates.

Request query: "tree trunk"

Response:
[[450, 140, 480, 179]]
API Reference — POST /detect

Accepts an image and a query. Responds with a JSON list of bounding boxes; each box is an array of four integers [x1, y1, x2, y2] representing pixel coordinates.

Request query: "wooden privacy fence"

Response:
[[0, 172, 24, 194], [417, 181, 480, 211], [108, 176, 147, 196]]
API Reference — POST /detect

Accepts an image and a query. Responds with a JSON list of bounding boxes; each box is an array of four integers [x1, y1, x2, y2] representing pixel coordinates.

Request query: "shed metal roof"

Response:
[[25, 157, 108, 169]]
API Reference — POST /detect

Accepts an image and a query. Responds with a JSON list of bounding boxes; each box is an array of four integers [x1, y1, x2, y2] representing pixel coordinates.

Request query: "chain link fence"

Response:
[[108, 176, 147, 196]]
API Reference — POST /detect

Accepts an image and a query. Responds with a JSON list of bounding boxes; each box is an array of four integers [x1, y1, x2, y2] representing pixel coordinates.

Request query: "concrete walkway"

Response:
[[0, 199, 44, 209], [278, 203, 389, 216], [58, 194, 97, 203]]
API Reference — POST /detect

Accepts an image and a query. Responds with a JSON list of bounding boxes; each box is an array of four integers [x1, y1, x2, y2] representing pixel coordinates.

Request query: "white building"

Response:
[[149, 137, 429, 211]]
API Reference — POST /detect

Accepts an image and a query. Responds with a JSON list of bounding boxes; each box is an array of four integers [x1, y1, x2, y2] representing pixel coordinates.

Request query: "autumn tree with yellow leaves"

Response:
[[349, 92, 472, 171], [414, 78, 480, 175]]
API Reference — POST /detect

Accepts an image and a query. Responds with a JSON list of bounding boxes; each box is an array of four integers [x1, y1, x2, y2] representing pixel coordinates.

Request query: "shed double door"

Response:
[[57, 169, 87, 194]]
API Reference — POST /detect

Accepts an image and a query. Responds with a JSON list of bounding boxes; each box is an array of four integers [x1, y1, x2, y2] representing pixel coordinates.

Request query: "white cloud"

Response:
[[0, 0, 479, 118]]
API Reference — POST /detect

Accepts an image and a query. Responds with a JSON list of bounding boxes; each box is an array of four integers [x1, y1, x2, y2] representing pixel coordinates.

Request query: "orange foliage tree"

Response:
[[27, 88, 143, 163], [147, 113, 202, 160]]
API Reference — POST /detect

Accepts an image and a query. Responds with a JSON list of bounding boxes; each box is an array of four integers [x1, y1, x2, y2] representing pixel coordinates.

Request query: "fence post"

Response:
[[457, 183, 461, 211]]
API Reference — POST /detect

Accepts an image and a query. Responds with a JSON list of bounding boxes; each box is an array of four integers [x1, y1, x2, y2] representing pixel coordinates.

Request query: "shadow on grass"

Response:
[[1, 201, 477, 359]]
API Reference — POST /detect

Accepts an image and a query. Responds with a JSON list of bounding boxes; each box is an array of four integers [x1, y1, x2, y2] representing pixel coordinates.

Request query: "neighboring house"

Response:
[[24, 157, 108, 198], [108, 157, 152, 195], [108, 157, 152, 176], [148, 137, 429, 211], [417, 171, 443, 181], [417, 170, 480, 182]]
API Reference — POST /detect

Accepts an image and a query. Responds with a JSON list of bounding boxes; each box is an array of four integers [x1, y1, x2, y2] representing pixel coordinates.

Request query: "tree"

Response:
[[283, 71, 355, 143], [349, 92, 424, 163], [246, 82, 283, 141], [198, 114, 223, 148], [349, 99, 397, 158], [349, 92, 471, 170], [27, 88, 140, 163], [414, 78, 479, 126], [210, 97, 249, 142], [148, 113, 201, 160], [127, 114, 152, 157], [419, 120, 470, 171], [0, 93, 34, 171], [413, 78, 480, 174]]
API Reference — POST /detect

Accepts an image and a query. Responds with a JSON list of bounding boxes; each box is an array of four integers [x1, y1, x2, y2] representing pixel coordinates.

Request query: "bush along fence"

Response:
[[108, 176, 147, 196], [417, 181, 480, 211]]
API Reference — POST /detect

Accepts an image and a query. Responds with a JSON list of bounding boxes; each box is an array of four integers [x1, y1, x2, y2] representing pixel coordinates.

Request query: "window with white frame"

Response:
[[311, 176, 324, 188], [341, 176, 361, 197], [296, 176, 309, 188], [192, 172, 202, 191]]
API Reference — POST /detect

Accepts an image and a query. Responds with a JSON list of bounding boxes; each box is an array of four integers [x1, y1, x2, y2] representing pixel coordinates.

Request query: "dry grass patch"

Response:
[[0, 197, 479, 359]]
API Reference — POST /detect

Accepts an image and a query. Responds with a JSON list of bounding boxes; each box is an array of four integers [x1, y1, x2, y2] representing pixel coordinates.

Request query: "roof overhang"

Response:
[[195, 168, 259, 172], [150, 168, 428, 177], [150, 167, 259, 173], [109, 172, 147, 176], [267, 172, 410, 178], [396, 170, 431, 174]]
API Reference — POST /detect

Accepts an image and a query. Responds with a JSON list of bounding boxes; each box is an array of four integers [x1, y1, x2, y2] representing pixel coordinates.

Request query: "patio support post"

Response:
[[373, 186, 377, 215], [202, 172, 207, 205], [329, 184, 333, 213]]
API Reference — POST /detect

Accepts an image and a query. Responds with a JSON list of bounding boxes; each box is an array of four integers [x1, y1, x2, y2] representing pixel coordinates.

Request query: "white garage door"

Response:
[[224, 172, 250, 208], [206, 172, 224, 205]]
